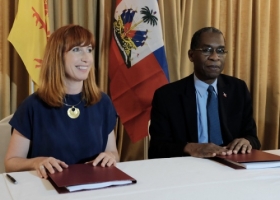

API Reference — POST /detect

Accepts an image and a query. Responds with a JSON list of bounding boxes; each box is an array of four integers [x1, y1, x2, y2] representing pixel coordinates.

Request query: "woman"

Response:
[[5, 24, 119, 179]]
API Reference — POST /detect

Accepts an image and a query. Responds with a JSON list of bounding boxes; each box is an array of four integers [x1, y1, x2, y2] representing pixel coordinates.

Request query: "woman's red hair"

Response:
[[37, 24, 101, 107]]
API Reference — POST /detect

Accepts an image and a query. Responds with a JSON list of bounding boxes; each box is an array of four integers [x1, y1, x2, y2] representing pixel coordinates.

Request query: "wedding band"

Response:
[[40, 165, 44, 169]]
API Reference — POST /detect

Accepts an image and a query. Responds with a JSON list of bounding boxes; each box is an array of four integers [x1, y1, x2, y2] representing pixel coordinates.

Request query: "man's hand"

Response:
[[184, 143, 232, 158], [226, 138, 252, 154]]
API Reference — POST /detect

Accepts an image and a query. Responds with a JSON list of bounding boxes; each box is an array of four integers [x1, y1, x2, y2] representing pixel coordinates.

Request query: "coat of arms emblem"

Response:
[[113, 6, 158, 68]]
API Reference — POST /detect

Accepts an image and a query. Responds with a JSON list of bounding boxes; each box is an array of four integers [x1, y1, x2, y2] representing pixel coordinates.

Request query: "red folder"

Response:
[[48, 164, 137, 193], [211, 149, 280, 169]]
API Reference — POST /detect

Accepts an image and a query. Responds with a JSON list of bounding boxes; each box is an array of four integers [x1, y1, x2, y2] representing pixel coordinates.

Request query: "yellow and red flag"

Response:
[[109, 0, 169, 142], [8, 0, 50, 85]]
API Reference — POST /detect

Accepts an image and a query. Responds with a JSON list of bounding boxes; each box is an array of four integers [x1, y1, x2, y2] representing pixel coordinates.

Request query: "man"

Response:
[[148, 27, 261, 159]]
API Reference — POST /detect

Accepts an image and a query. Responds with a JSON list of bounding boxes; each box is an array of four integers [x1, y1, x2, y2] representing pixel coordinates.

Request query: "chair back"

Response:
[[0, 114, 13, 173], [143, 120, 151, 160]]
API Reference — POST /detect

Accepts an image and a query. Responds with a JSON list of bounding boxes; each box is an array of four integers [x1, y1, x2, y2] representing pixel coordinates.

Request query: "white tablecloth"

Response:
[[0, 175, 12, 200], [2, 150, 280, 200]]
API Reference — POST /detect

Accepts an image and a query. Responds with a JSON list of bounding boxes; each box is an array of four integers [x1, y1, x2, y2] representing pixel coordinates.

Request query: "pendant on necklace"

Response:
[[67, 106, 80, 119]]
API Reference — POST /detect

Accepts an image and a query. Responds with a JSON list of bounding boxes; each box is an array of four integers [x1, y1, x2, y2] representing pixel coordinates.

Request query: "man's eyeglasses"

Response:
[[193, 47, 228, 56]]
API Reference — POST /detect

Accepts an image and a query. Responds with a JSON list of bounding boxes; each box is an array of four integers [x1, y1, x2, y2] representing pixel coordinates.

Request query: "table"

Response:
[[1, 150, 280, 200]]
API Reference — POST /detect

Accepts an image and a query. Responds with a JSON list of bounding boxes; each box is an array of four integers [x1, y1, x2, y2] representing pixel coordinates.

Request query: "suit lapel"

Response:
[[217, 76, 233, 143], [180, 74, 198, 142]]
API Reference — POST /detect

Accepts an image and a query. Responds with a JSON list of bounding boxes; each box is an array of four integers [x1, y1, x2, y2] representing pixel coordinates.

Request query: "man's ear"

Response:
[[188, 49, 194, 62]]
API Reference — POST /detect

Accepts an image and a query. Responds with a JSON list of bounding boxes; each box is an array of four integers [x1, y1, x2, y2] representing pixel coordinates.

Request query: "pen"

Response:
[[6, 174, 17, 184]]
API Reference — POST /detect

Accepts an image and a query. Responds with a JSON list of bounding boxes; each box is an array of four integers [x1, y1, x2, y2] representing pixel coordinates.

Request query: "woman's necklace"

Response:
[[63, 97, 82, 119]]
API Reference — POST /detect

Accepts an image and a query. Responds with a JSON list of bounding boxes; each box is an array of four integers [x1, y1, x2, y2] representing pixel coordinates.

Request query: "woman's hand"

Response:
[[5, 130, 67, 178], [91, 152, 117, 167], [33, 157, 68, 179], [88, 130, 119, 167]]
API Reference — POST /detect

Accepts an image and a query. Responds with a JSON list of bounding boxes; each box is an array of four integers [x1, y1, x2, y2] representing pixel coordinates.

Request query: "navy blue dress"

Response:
[[9, 92, 117, 164]]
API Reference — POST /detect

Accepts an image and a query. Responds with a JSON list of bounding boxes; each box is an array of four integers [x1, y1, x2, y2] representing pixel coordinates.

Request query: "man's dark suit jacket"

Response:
[[148, 73, 261, 159]]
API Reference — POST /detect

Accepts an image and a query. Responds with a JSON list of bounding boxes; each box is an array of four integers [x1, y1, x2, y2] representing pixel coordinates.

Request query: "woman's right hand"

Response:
[[33, 157, 68, 179], [5, 130, 68, 178]]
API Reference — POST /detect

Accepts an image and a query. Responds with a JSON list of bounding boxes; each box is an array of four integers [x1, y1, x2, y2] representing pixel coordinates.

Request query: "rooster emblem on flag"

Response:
[[113, 6, 158, 68]]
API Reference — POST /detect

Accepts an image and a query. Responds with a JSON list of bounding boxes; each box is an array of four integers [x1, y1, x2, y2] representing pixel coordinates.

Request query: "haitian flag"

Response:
[[109, 0, 169, 142], [8, 0, 50, 85]]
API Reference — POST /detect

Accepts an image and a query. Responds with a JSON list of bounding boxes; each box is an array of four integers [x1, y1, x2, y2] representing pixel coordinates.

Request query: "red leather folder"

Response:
[[211, 149, 280, 169], [48, 164, 137, 193]]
